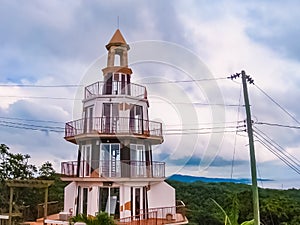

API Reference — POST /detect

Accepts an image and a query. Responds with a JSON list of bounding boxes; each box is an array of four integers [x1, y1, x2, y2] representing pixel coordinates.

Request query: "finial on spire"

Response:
[[117, 16, 119, 29]]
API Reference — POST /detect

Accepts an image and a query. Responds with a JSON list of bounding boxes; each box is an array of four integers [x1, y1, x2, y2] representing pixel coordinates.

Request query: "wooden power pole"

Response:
[[241, 70, 260, 225]]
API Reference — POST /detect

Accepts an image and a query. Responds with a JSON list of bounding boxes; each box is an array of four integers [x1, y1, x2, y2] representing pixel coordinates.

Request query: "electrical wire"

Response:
[[0, 84, 82, 88], [164, 125, 244, 132], [253, 129, 300, 175], [254, 84, 300, 125], [231, 83, 243, 179], [254, 133, 300, 175], [165, 120, 244, 127], [0, 95, 82, 100], [142, 77, 227, 84], [0, 116, 65, 124], [0, 120, 64, 130], [254, 121, 300, 129], [0, 77, 227, 88], [0, 94, 243, 107], [254, 127, 300, 165], [164, 130, 243, 135], [151, 101, 243, 107], [0, 123, 63, 133], [0, 117, 242, 135]]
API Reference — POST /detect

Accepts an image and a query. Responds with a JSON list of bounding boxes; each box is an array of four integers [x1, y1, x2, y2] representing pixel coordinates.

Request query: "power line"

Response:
[[254, 84, 300, 125], [164, 130, 242, 135], [0, 95, 82, 100], [253, 126, 300, 165], [0, 116, 65, 124], [0, 117, 242, 135], [0, 84, 82, 88], [151, 102, 243, 107], [142, 77, 227, 84], [165, 125, 245, 132], [0, 116, 243, 127], [0, 77, 227, 88], [0, 120, 64, 130], [0, 95, 243, 106], [231, 83, 243, 179], [254, 121, 300, 129], [165, 120, 244, 127], [253, 132, 300, 175], [0, 123, 63, 133]]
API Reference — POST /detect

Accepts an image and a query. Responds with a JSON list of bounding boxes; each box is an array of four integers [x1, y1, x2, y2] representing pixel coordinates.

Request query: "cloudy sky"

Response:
[[1, 0, 300, 189]]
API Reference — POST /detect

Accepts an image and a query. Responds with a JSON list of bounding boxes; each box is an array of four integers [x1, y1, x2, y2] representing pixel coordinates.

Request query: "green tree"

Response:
[[0, 144, 38, 214], [38, 161, 56, 179], [0, 144, 37, 180]]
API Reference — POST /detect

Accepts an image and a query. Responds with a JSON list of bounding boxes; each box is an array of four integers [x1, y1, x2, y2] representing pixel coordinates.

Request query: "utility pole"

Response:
[[241, 70, 260, 225]]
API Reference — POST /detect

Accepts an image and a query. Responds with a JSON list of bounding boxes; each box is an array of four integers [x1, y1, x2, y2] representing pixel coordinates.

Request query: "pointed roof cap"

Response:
[[106, 29, 129, 50]]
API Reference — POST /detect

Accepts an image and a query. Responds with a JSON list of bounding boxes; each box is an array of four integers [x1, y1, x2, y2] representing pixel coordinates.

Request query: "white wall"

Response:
[[120, 184, 132, 218], [147, 181, 175, 209], [88, 186, 99, 216], [64, 182, 77, 214]]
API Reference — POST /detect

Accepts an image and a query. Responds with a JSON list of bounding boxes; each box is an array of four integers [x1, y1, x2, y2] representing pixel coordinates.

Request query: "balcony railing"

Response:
[[85, 81, 147, 99], [61, 160, 165, 178], [65, 117, 162, 139], [116, 202, 187, 224]]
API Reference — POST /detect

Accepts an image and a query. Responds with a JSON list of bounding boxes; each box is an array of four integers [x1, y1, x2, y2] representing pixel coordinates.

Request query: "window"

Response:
[[114, 53, 121, 66]]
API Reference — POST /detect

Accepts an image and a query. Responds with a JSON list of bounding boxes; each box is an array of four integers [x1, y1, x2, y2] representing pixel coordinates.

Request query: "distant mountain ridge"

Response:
[[167, 174, 273, 184]]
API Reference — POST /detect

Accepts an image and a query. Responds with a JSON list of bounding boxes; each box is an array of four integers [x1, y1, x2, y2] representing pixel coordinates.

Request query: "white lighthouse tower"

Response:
[[61, 29, 187, 224]]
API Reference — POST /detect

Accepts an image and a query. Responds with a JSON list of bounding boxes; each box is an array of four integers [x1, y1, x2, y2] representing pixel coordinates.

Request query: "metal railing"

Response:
[[85, 81, 147, 99], [140, 202, 187, 223], [61, 160, 165, 178], [116, 203, 187, 224], [116, 211, 158, 225], [65, 117, 162, 138]]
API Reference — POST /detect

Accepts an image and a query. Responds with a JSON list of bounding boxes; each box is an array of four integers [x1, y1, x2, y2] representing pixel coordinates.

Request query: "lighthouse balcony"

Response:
[[61, 160, 165, 179], [64, 117, 163, 144], [85, 81, 147, 99]]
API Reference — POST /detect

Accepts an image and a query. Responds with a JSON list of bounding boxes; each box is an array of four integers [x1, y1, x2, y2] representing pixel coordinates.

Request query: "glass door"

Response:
[[98, 187, 120, 218], [78, 187, 88, 215], [83, 106, 93, 133], [103, 103, 119, 133], [82, 145, 92, 177], [131, 187, 144, 218], [130, 144, 146, 177], [130, 105, 143, 134], [100, 144, 120, 177]]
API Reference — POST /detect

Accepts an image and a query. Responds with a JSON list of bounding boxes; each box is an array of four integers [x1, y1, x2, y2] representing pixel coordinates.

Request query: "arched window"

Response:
[[114, 53, 121, 66]]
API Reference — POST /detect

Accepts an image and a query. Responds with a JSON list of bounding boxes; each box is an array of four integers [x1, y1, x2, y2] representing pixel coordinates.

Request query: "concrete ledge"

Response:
[[44, 219, 69, 225], [0, 215, 9, 220]]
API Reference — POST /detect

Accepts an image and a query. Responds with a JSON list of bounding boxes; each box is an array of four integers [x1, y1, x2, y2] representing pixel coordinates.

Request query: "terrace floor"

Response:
[[24, 213, 188, 225]]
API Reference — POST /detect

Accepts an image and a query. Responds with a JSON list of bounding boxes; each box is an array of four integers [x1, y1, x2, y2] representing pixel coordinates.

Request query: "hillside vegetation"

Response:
[[167, 180, 300, 225]]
